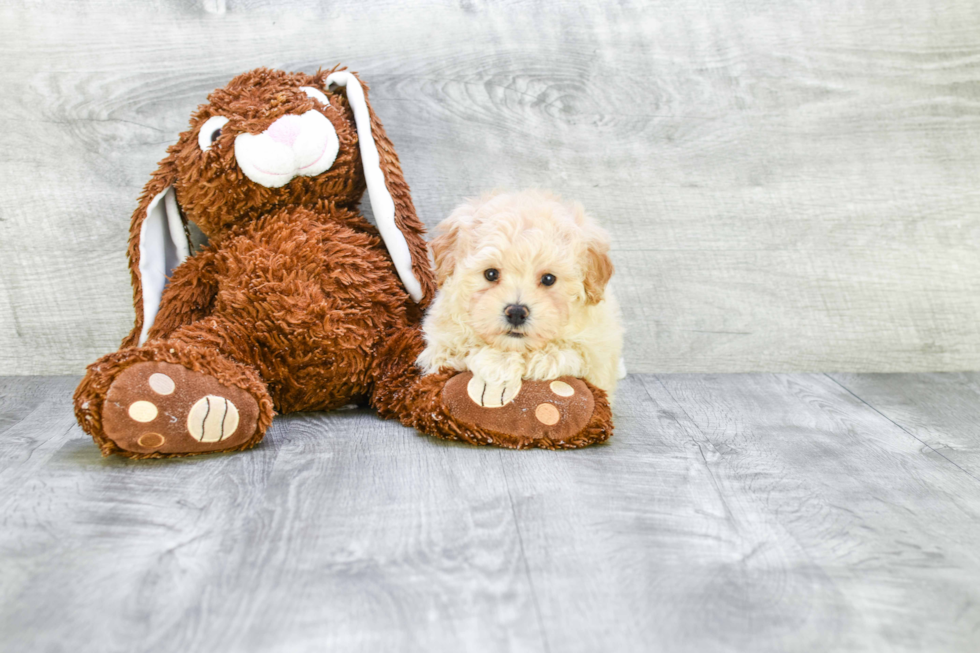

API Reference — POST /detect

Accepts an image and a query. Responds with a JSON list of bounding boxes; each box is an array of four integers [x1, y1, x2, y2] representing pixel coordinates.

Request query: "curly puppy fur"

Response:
[[418, 190, 625, 400]]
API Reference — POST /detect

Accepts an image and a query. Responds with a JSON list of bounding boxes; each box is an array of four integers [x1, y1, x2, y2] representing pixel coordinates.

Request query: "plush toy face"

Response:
[[169, 68, 364, 237]]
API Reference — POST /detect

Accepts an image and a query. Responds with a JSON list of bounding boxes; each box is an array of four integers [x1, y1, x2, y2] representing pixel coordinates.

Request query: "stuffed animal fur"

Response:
[[73, 67, 614, 457]]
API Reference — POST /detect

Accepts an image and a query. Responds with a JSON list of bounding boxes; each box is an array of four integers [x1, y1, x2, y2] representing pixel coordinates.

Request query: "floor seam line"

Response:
[[651, 375, 741, 528], [824, 373, 980, 485], [498, 449, 552, 653], [650, 375, 711, 441]]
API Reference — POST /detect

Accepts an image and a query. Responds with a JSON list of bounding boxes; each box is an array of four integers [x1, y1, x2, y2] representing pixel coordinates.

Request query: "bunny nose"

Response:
[[504, 304, 529, 326], [266, 114, 303, 146], [235, 109, 340, 189]]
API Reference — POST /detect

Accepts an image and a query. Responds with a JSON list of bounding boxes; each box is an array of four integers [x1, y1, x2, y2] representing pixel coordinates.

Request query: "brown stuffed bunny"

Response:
[[73, 67, 613, 458]]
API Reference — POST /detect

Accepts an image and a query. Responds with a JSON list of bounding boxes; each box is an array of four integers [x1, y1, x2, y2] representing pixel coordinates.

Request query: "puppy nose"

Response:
[[504, 304, 529, 326]]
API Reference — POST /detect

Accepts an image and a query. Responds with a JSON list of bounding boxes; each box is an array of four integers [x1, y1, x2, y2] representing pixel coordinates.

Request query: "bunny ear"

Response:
[[324, 70, 435, 306], [120, 159, 191, 347]]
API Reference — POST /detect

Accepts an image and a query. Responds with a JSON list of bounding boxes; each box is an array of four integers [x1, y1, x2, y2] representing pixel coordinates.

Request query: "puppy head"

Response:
[[431, 190, 614, 351]]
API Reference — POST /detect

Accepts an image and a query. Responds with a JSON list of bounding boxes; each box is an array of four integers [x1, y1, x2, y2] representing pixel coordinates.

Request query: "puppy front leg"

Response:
[[416, 341, 467, 376], [465, 348, 524, 407], [524, 347, 587, 381]]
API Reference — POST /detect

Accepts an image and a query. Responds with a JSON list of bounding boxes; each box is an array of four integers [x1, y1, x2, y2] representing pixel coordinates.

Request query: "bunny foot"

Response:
[[438, 372, 613, 449], [99, 362, 262, 456], [75, 341, 274, 458]]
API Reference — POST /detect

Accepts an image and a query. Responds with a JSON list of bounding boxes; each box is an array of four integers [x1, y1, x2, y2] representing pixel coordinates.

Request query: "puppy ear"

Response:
[[582, 238, 614, 305], [121, 155, 191, 347], [323, 70, 436, 306], [430, 223, 459, 287], [429, 201, 478, 286]]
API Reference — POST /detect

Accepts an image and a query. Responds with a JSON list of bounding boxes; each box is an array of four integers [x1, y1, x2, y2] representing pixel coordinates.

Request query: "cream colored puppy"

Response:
[[418, 190, 625, 405]]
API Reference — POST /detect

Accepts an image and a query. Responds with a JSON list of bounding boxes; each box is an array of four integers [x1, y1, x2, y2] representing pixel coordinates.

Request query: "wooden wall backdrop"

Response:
[[2, 0, 980, 375]]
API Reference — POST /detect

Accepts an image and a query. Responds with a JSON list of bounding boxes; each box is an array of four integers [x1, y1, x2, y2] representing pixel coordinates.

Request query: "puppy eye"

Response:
[[484, 268, 500, 282], [198, 116, 229, 152], [541, 273, 557, 286]]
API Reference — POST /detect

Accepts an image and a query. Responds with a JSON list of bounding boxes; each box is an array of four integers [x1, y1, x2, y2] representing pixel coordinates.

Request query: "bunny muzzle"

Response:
[[234, 109, 339, 188]]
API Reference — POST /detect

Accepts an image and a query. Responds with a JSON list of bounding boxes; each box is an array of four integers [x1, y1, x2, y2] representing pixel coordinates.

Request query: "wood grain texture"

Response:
[[829, 372, 980, 480], [3, 374, 980, 651], [2, 0, 980, 373], [0, 382, 542, 652]]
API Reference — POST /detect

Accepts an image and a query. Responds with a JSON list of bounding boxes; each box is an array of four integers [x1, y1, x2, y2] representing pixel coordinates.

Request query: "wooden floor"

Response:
[[2, 373, 980, 652]]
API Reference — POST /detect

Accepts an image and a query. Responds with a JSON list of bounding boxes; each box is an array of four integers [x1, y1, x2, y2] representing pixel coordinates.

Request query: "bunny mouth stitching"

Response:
[[251, 138, 331, 178]]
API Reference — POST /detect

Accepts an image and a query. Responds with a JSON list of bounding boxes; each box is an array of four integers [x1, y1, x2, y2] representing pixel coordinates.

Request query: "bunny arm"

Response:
[[144, 251, 219, 342]]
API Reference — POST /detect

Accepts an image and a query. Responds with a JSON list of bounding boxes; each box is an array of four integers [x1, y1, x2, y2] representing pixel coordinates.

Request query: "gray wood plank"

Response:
[[829, 372, 980, 481], [0, 380, 542, 653], [5, 375, 980, 651], [0, 375, 81, 492], [3, 1, 980, 373], [500, 373, 980, 652], [649, 373, 980, 652]]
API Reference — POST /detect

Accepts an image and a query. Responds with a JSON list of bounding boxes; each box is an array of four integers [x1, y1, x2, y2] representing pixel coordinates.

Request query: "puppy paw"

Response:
[[101, 362, 261, 455], [441, 372, 608, 448]]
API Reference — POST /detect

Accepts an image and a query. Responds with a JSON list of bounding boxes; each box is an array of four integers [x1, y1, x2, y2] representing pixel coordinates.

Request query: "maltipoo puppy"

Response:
[[417, 190, 625, 406]]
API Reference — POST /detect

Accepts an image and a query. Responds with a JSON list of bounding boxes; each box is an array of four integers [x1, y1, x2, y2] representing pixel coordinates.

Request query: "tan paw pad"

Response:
[[128, 401, 158, 423], [148, 373, 175, 395], [535, 403, 561, 425], [137, 433, 165, 449], [187, 395, 240, 443], [549, 380, 575, 397]]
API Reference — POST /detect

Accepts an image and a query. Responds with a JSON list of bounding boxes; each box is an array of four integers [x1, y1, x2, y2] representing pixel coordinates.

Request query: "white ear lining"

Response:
[[137, 187, 190, 345], [325, 71, 424, 303]]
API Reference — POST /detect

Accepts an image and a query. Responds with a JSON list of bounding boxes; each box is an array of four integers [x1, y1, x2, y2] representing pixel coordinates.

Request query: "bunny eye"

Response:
[[300, 86, 329, 105], [197, 116, 229, 152]]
